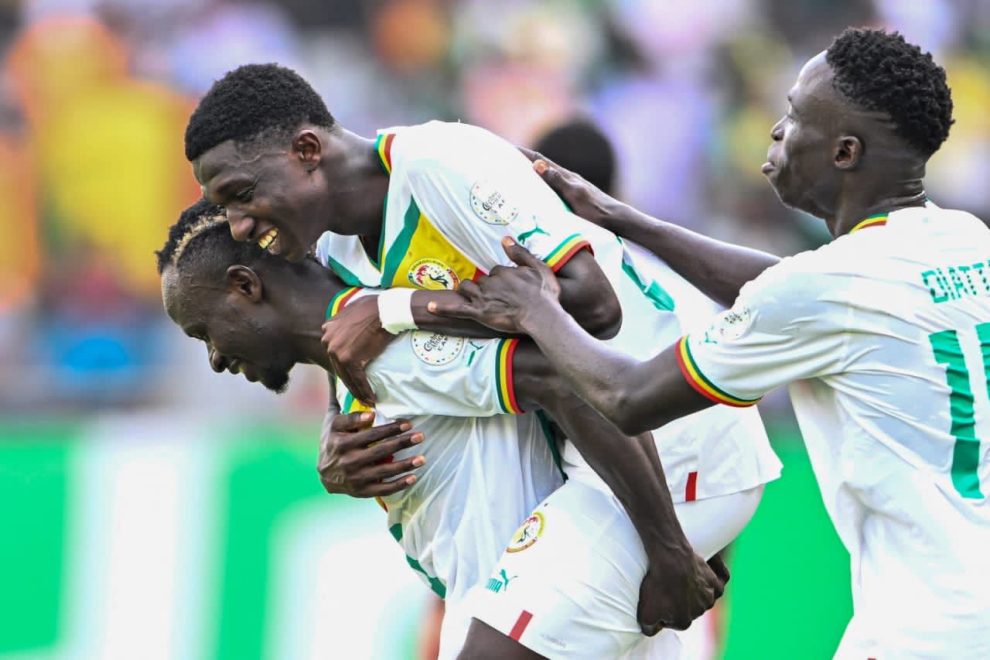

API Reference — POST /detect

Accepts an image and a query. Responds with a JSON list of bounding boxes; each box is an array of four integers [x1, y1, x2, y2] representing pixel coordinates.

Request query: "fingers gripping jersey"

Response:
[[680, 205, 990, 657], [317, 120, 780, 504]]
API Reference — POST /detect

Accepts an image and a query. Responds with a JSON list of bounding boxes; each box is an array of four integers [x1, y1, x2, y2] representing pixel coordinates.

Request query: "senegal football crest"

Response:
[[506, 511, 545, 553], [408, 258, 459, 290]]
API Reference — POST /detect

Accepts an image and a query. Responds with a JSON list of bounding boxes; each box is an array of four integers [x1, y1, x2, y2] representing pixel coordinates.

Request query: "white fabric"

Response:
[[685, 205, 990, 658], [467, 482, 763, 659], [376, 286, 417, 334]]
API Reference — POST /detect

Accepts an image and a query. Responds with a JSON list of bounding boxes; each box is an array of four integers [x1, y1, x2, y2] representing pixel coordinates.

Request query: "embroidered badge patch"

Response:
[[407, 258, 459, 290], [506, 511, 545, 553], [410, 331, 465, 366], [470, 179, 519, 225], [702, 306, 753, 344]]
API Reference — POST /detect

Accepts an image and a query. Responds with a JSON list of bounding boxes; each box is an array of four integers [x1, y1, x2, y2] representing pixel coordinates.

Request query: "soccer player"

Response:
[[431, 28, 990, 658], [157, 201, 761, 657], [182, 63, 746, 642]]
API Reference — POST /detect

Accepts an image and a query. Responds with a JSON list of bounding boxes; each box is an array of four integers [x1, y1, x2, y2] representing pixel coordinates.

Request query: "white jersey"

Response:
[[316, 120, 780, 503], [681, 205, 990, 658], [326, 289, 563, 654]]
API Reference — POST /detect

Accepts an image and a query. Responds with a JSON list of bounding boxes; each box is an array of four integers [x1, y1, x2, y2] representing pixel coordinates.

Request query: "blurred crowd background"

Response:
[[2, 1, 989, 659]]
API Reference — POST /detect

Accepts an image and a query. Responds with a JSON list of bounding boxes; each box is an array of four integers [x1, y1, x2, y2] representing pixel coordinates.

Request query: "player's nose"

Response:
[[209, 347, 229, 373], [227, 208, 257, 243]]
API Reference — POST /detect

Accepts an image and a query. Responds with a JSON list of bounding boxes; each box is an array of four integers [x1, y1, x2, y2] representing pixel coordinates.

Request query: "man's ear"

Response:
[[834, 135, 863, 170], [225, 265, 263, 302], [293, 129, 323, 171]]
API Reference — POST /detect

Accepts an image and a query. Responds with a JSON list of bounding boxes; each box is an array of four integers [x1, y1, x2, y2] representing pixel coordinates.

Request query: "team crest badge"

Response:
[[470, 179, 519, 225], [702, 305, 753, 344], [506, 511, 545, 553], [408, 258, 459, 290], [410, 330, 465, 366]]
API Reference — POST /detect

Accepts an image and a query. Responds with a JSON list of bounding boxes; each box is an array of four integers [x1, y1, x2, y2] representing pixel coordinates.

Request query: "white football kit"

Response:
[[327, 289, 564, 657], [680, 205, 990, 658], [317, 120, 781, 657]]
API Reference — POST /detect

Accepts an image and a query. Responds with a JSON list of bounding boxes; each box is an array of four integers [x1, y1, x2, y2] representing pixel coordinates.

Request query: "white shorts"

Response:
[[466, 479, 763, 659]]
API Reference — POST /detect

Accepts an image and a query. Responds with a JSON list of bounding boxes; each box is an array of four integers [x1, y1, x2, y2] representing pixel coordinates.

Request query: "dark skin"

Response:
[[161, 250, 726, 639], [429, 51, 933, 435], [192, 125, 622, 402]]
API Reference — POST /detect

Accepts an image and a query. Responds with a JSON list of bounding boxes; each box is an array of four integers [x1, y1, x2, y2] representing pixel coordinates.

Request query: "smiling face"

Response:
[[763, 52, 847, 218], [161, 264, 297, 393], [194, 136, 330, 263]]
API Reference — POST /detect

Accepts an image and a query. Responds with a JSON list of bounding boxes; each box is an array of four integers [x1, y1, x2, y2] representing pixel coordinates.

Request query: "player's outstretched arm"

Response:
[[521, 148, 779, 308], [430, 238, 713, 435], [512, 343, 723, 633]]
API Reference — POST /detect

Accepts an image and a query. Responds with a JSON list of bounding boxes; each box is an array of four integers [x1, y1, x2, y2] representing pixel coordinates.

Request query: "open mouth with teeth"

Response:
[[257, 228, 279, 251]]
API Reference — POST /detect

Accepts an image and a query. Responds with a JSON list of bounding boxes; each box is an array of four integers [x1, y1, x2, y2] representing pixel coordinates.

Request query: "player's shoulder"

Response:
[[389, 120, 517, 175]]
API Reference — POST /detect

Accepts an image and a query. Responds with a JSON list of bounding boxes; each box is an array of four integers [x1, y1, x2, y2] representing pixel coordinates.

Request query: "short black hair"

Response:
[[826, 28, 953, 157], [156, 198, 276, 278], [184, 63, 335, 161], [533, 119, 617, 195]]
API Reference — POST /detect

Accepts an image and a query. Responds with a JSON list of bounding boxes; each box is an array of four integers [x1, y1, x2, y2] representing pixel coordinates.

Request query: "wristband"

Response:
[[377, 288, 418, 334]]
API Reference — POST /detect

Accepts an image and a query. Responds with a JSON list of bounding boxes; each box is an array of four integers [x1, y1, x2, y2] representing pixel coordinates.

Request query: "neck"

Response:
[[272, 262, 347, 371], [827, 163, 927, 237], [321, 127, 389, 242]]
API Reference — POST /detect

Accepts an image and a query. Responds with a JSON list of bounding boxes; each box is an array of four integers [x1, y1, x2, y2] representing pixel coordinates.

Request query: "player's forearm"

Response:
[[413, 282, 619, 339], [604, 203, 779, 308], [412, 290, 503, 338], [517, 302, 700, 435]]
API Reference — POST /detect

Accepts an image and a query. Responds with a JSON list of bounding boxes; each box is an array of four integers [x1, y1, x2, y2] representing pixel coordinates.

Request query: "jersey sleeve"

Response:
[[326, 283, 522, 418], [400, 123, 592, 272], [677, 261, 850, 405], [369, 334, 523, 420]]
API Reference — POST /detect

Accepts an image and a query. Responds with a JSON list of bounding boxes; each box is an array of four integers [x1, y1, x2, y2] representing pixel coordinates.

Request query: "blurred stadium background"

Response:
[[2, 0, 988, 658]]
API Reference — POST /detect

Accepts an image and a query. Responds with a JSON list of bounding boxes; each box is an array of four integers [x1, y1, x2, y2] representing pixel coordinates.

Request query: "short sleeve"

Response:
[[369, 335, 524, 420], [677, 263, 849, 405], [326, 286, 522, 419], [402, 123, 592, 273]]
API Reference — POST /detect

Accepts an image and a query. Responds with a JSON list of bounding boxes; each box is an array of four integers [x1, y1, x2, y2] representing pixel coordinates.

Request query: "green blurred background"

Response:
[[3, 421, 850, 659]]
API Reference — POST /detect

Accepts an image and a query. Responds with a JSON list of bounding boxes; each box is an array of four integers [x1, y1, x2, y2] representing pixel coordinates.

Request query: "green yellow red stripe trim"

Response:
[[543, 233, 592, 273], [495, 338, 523, 414], [849, 213, 888, 234], [326, 287, 362, 320], [675, 337, 760, 408], [375, 132, 396, 174]]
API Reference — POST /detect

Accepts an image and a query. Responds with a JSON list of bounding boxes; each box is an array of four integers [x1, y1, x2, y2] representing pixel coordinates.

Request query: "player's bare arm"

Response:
[[322, 249, 621, 403], [522, 148, 779, 308], [511, 341, 723, 633], [431, 238, 714, 435]]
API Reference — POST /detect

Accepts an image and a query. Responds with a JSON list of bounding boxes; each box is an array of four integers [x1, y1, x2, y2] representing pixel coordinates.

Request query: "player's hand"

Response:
[[519, 146, 623, 231], [637, 550, 725, 635], [317, 411, 426, 498], [321, 295, 395, 405], [427, 237, 561, 334]]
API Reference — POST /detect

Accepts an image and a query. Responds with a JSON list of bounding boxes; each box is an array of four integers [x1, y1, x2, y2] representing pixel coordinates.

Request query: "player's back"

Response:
[[777, 204, 990, 657]]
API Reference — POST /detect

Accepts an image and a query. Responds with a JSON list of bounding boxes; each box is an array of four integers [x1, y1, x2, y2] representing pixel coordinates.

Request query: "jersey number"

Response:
[[929, 324, 988, 499]]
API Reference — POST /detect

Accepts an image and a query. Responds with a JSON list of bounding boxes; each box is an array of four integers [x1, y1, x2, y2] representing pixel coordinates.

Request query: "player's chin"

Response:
[[260, 368, 291, 394]]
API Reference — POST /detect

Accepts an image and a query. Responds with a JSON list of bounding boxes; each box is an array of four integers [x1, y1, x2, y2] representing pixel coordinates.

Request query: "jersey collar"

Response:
[[849, 199, 936, 235], [849, 213, 888, 234]]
